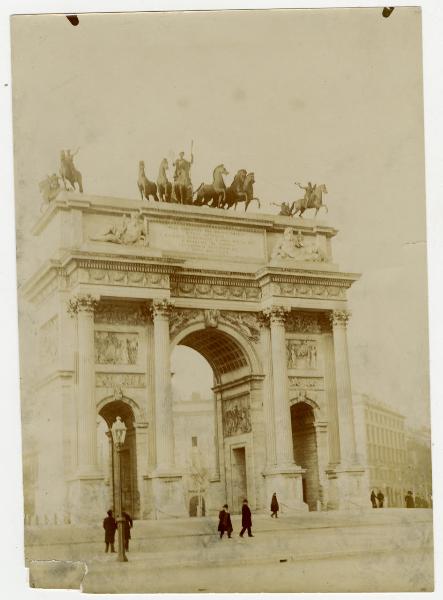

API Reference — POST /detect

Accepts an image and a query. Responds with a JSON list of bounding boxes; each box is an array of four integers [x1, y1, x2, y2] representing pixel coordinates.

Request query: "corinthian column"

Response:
[[266, 306, 295, 468], [330, 310, 358, 466], [258, 312, 277, 468], [152, 299, 175, 473], [68, 294, 100, 476]]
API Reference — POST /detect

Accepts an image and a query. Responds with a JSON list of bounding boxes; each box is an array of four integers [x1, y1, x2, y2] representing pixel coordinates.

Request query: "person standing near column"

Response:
[[122, 509, 133, 551], [103, 510, 117, 553], [239, 499, 254, 537]]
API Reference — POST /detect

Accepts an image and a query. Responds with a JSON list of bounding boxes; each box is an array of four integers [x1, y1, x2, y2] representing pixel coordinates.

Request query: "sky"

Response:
[[11, 7, 429, 426]]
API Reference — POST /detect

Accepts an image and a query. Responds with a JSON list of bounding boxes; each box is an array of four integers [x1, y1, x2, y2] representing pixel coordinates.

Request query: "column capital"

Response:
[[151, 298, 175, 319], [67, 294, 99, 316], [257, 311, 270, 329], [263, 305, 290, 325], [330, 309, 351, 328]]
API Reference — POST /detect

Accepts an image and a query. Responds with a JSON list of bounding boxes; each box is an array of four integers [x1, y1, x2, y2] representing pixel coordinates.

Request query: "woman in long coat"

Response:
[[270, 493, 279, 518], [218, 504, 233, 538], [239, 499, 253, 537]]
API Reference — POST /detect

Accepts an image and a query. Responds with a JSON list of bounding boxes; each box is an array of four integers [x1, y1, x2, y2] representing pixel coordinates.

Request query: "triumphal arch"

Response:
[[24, 192, 366, 523]]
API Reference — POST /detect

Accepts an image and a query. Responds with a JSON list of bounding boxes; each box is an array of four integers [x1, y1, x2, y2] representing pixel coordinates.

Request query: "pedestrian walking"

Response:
[[218, 504, 233, 539], [122, 509, 133, 551], [103, 509, 117, 553], [239, 499, 254, 537], [370, 490, 377, 508], [270, 493, 279, 518], [405, 490, 415, 508], [376, 491, 384, 508]]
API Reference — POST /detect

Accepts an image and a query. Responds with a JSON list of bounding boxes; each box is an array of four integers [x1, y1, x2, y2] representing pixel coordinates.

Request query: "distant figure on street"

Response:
[[370, 490, 377, 508], [103, 509, 117, 553], [405, 491, 415, 508], [122, 509, 133, 551], [376, 491, 385, 508], [270, 493, 279, 518], [239, 499, 254, 537], [218, 504, 233, 539]]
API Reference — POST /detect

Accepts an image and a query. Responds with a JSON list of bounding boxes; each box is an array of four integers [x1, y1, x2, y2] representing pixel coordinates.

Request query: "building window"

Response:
[[192, 436, 198, 448]]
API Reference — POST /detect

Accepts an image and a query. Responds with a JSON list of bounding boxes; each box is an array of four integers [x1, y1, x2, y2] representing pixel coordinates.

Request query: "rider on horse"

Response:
[[295, 181, 316, 209]]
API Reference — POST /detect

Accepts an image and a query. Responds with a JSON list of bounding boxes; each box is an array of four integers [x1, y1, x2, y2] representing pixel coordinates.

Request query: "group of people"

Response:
[[370, 489, 385, 508], [217, 493, 280, 539], [103, 509, 133, 553]]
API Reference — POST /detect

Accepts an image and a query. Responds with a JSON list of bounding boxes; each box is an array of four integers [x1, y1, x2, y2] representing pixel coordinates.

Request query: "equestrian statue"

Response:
[[292, 181, 328, 217], [60, 148, 83, 193]]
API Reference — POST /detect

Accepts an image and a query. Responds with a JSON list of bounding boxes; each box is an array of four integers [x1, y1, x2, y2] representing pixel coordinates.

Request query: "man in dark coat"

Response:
[[122, 510, 133, 551], [239, 499, 254, 537], [376, 491, 384, 508], [218, 504, 233, 539], [405, 491, 415, 508], [370, 490, 377, 508], [270, 493, 279, 518], [103, 509, 117, 553]]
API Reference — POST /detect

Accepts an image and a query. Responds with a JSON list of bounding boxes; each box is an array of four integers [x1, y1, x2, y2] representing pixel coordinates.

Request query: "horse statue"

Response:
[[243, 172, 261, 212], [222, 169, 247, 209], [157, 158, 173, 202], [193, 164, 229, 208], [59, 149, 83, 193], [292, 183, 328, 217], [138, 161, 160, 202]]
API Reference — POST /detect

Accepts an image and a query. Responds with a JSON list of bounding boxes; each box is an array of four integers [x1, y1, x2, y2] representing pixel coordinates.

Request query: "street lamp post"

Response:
[[111, 416, 128, 562]]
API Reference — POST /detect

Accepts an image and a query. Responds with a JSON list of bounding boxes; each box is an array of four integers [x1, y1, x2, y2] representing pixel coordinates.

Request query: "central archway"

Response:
[[171, 322, 261, 514]]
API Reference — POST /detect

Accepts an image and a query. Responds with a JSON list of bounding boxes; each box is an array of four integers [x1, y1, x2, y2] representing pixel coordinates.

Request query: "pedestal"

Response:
[[327, 466, 369, 510], [263, 466, 308, 513], [67, 476, 106, 524], [150, 472, 187, 519]]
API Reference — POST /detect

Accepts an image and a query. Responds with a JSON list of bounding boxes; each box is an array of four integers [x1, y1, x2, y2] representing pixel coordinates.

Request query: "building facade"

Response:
[[21, 192, 368, 524], [353, 394, 432, 508]]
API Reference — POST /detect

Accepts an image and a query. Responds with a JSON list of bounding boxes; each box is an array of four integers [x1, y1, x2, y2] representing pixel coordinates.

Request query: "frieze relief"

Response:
[[95, 331, 139, 365], [95, 373, 146, 388], [288, 376, 324, 390], [285, 312, 325, 334], [94, 303, 151, 325], [286, 339, 318, 370], [222, 396, 251, 438], [272, 281, 346, 299], [88, 269, 168, 288], [170, 280, 261, 301]]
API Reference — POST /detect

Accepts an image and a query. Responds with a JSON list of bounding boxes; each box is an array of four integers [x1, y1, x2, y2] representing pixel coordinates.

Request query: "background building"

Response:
[[354, 395, 432, 508]]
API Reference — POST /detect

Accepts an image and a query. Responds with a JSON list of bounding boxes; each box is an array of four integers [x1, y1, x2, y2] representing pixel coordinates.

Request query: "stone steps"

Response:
[[25, 509, 433, 563]]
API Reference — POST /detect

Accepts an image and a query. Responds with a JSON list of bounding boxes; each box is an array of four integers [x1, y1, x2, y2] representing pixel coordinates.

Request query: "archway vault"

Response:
[[172, 322, 260, 382]]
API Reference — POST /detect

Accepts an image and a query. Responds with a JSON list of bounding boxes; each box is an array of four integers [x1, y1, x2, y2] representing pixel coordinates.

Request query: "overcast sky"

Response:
[[12, 8, 429, 426]]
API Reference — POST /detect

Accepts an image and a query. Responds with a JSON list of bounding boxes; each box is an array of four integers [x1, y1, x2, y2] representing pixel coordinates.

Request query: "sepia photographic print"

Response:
[[8, 4, 435, 594]]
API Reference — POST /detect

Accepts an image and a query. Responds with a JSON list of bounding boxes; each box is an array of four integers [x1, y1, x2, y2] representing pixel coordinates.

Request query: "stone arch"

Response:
[[171, 320, 261, 382], [97, 394, 144, 425], [289, 394, 322, 419], [97, 398, 141, 518], [290, 400, 321, 510]]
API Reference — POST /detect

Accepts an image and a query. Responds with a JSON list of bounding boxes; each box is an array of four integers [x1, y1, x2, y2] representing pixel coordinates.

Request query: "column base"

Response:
[[263, 465, 309, 513], [67, 475, 106, 524], [326, 464, 369, 510], [150, 470, 187, 519]]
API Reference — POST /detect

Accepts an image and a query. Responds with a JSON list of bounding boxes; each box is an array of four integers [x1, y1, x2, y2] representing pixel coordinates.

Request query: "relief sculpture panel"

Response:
[[94, 331, 139, 365], [222, 396, 252, 438], [286, 339, 318, 370], [39, 316, 58, 365]]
